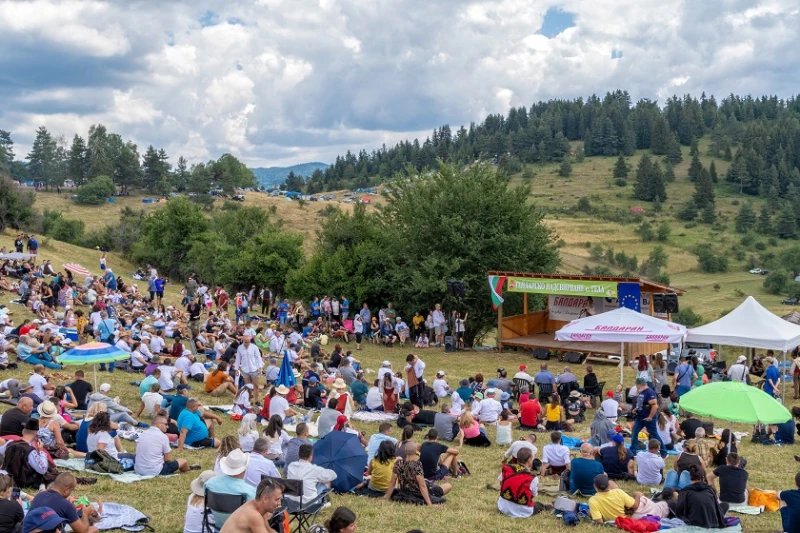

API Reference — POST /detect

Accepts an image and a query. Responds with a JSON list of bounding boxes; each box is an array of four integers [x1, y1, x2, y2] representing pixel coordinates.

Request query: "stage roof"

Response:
[[486, 271, 685, 296]]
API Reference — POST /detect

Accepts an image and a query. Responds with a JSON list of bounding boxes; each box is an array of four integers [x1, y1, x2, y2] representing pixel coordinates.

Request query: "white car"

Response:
[[749, 268, 763, 274]]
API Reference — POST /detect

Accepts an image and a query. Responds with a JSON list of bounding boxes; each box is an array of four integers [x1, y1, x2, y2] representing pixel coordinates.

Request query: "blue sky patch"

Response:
[[199, 10, 218, 27], [539, 7, 575, 38]]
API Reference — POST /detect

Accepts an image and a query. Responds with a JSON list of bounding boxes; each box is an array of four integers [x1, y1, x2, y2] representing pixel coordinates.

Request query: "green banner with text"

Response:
[[507, 277, 617, 297]]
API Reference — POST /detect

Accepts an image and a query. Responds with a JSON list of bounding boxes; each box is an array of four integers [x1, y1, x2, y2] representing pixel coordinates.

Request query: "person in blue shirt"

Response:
[[154, 277, 165, 306], [630, 378, 666, 457], [533, 363, 556, 385], [763, 356, 781, 397], [311, 298, 320, 319], [672, 355, 697, 397], [278, 299, 290, 324], [359, 303, 371, 334], [103, 269, 117, 291], [177, 399, 221, 450], [341, 296, 350, 320], [769, 418, 795, 445], [780, 472, 800, 533], [570, 442, 606, 495], [148, 277, 157, 302]]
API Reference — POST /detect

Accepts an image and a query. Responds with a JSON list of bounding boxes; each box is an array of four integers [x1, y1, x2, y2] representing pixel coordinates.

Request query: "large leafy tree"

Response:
[[289, 163, 559, 344], [212, 153, 256, 193], [0, 175, 35, 229]]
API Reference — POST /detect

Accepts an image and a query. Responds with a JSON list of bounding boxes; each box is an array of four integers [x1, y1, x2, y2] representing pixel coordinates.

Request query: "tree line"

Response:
[[0, 125, 256, 198]]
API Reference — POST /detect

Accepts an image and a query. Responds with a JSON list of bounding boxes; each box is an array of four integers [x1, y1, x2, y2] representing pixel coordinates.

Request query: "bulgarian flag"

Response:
[[488, 275, 506, 309]]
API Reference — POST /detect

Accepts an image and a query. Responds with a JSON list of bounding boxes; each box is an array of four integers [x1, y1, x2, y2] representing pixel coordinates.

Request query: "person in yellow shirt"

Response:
[[412, 312, 425, 341], [365, 440, 397, 495], [588, 474, 642, 523], [544, 394, 563, 430]]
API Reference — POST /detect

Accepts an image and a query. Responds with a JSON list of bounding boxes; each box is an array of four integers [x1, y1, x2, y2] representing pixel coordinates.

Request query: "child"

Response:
[[0, 473, 24, 532], [232, 383, 255, 415], [415, 332, 429, 348], [496, 410, 513, 446]]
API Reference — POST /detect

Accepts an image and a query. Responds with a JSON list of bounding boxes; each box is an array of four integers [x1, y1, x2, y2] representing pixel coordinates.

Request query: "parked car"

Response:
[[760, 270, 769, 275], [680, 342, 716, 367], [782, 297, 798, 305], [232, 194, 245, 201], [749, 268, 763, 274]]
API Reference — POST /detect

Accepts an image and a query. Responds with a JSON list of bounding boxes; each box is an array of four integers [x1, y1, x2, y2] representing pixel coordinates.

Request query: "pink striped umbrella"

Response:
[[63, 263, 91, 277]]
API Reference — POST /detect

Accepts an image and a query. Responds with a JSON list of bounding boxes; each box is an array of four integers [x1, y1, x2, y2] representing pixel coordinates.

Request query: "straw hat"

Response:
[[190, 471, 220, 496], [219, 449, 250, 476], [37, 401, 57, 418], [333, 378, 347, 390], [275, 385, 290, 395]]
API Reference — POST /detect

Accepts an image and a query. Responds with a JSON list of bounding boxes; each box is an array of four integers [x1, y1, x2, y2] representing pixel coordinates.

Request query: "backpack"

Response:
[[86, 449, 124, 474]]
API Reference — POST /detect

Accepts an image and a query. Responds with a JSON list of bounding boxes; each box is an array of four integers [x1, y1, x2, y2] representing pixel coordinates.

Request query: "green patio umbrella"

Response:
[[679, 381, 791, 424]]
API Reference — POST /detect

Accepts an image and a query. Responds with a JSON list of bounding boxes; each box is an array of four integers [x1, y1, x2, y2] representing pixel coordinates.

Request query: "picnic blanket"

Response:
[[206, 405, 234, 414], [94, 502, 150, 531], [352, 411, 398, 423], [55, 458, 176, 483], [726, 503, 764, 515], [285, 422, 319, 438], [655, 526, 741, 533]]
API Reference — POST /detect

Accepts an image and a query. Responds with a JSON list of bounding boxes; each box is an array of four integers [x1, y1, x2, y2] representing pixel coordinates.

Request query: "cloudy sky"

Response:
[[1, 0, 798, 168]]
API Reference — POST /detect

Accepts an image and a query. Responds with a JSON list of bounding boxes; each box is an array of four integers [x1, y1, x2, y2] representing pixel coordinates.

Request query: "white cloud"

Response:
[[2, 0, 800, 166]]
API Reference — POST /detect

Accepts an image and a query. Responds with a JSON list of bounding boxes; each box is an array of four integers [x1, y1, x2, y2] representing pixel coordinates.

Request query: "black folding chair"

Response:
[[203, 489, 247, 533], [264, 475, 330, 533], [513, 377, 532, 400], [537, 382, 554, 402]]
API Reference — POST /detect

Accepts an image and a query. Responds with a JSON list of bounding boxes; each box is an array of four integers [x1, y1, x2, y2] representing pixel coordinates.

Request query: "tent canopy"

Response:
[[686, 296, 800, 351], [554, 306, 686, 344]]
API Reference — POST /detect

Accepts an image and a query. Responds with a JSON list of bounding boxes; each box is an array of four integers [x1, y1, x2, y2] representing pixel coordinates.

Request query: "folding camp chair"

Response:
[[264, 475, 329, 533], [513, 377, 533, 400], [203, 489, 247, 533], [586, 381, 605, 408], [537, 382, 554, 402]]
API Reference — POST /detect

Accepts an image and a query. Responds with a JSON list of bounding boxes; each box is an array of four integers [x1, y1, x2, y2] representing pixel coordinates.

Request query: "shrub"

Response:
[[76, 176, 116, 204], [695, 244, 729, 273], [673, 307, 703, 327], [615, 178, 627, 187], [763, 269, 790, 295], [576, 197, 592, 213]]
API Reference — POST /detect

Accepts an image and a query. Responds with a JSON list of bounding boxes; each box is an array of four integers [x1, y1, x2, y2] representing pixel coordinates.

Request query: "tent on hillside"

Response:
[[686, 296, 800, 398]]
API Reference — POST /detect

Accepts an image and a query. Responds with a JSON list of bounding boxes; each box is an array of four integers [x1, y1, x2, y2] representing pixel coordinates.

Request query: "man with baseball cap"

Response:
[[726, 355, 749, 383], [22, 506, 69, 533], [630, 378, 665, 458], [588, 474, 640, 523]]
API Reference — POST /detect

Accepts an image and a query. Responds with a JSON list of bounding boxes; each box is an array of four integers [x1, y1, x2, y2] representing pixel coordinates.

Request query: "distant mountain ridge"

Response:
[[250, 162, 328, 188]]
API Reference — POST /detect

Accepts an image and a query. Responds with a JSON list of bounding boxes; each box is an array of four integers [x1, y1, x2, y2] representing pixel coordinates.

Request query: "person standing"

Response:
[[727, 355, 749, 384], [630, 378, 665, 458], [672, 355, 697, 397], [235, 335, 263, 398], [359, 303, 371, 335], [405, 353, 426, 409], [431, 304, 445, 347], [763, 356, 782, 398]]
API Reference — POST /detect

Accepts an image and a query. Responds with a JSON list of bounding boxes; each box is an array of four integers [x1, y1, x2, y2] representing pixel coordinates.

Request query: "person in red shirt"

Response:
[[519, 395, 542, 429], [18, 320, 36, 336]]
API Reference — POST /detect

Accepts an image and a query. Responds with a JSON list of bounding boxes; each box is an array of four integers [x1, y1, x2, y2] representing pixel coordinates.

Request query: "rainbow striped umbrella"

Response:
[[57, 342, 130, 388]]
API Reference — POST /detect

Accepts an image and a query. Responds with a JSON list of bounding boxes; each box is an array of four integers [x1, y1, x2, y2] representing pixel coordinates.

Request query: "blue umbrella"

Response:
[[312, 431, 367, 493], [277, 351, 296, 387]]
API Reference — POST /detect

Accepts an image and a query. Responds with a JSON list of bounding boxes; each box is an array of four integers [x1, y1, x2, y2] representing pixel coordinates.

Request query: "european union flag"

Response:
[[618, 283, 641, 312]]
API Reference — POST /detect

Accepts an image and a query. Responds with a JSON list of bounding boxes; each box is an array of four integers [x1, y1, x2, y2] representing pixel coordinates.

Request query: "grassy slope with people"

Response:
[[0, 238, 796, 532]]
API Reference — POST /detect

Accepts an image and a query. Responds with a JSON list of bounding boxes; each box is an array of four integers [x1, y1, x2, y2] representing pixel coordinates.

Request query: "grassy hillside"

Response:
[[30, 137, 798, 322]]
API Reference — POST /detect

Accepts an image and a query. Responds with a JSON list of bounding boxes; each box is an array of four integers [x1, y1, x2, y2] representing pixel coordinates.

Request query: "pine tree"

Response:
[[776, 203, 797, 239], [689, 138, 699, 158], [558, 157, 572, 177], [709, 160, 718, 183], [735, 202, 756, 233], [650, 117, 671, 155], [634, 154, 653, 200], [701, 202, 717, 224], [68, 134, 88, 187], [26, 126, 57, 189], [613, 155, 628, 180], [666, 133, 683, 165], [723, 144, 733, 161], [651, 160, 667, 202], [693, 167, 715, 209], [687, 152, 703, 182], [172, 156, 190, 191], [663, 163, 676, 182], [757, 204, 772, 234]]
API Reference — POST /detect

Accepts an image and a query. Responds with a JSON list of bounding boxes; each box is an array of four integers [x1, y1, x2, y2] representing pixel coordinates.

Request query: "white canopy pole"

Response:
[[619, 342, 624, 386], [782, 350, 787, 401]]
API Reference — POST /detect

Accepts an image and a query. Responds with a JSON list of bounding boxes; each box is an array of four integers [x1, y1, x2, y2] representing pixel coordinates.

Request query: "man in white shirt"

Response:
[[135, 415, 189, 476], [149, 332, 166, 355], [404, 353, 426, 409], [504, 434, 538, 462], [268, 333, 284, 355], [189, 359, 208, 382], [29, 365, 52, 399], [174, 351, 193, 376], [635, 439, 666, 486], [431, 304, 446, 346], [377, 361, 393, 382], [472, 388, 504, 423], [365, 380, 383, 411], [213, 335, 229, 360], [138, 383, 164, 418], [727, 355, 749, 383], [139, 336, 154, 361], [268, 385, 297, 422], [432, 371, 451, 398], [600, 391, 620, 422], [541, 431, 571, 475], [244, 437, 281, 487], [513, 364, 534, 385], [285, 444, 337, 501], [158, 359, 186, 392], [235, 334, 263, 397]]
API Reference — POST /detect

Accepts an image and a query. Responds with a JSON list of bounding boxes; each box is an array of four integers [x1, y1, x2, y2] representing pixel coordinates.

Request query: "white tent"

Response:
[[686, 296, 800, 351], [555, 307, 687, 384], [686, 296, 800, 398]]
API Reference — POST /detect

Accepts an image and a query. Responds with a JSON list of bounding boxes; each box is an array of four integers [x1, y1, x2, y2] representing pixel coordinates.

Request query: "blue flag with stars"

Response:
[[618, 283, 641, 312]]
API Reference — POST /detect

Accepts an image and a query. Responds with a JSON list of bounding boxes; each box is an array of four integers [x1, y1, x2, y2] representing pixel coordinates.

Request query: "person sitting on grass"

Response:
[[457, 410, 490, 447], [358, 440, 397, 497], [384, 441, 451, 506], [177, 399, 222, 450], [497, 447, 547, 518], [707, 452, 749, 506], [570, 443, 605, 496], [779, 472, 800, 533], [635, 439, 666, 486], [588, 474, 641, 523], [675, 465, 729, 528], [541, 431, 571, 476], [544, 394, 564, 431], [134, 416, 194, 477], [419, 429, 460, 481], [598, 432, 635, 481]]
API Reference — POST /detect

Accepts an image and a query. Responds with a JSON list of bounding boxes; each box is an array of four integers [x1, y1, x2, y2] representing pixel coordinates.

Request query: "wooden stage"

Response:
[[502, 333, 623, 362]]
